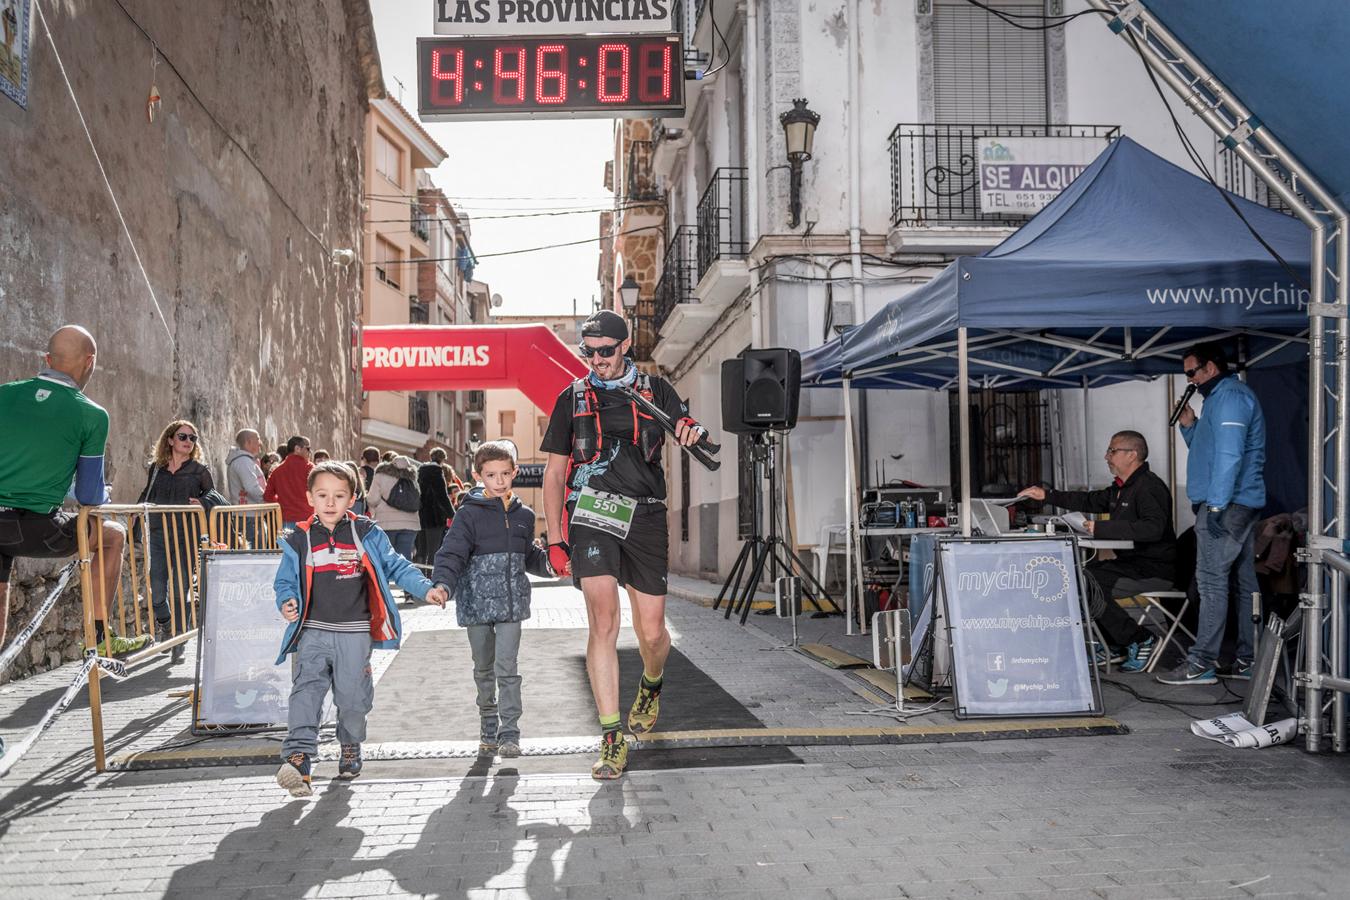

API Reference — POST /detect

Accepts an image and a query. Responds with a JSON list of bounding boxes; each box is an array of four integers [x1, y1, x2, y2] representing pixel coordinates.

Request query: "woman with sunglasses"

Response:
[[137, 419, 216, 652]]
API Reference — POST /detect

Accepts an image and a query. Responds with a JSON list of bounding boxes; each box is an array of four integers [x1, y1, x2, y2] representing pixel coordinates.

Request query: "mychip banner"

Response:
[[937, 537, 1099, 718], [194, 550, 327, 732]]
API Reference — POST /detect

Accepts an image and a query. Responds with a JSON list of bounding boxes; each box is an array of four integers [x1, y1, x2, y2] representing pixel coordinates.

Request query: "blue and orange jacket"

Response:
[[273, 512, 432, 664]]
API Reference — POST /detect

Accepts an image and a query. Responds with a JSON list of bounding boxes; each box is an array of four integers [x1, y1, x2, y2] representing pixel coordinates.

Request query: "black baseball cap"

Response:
[[580, 309, 629, 342]]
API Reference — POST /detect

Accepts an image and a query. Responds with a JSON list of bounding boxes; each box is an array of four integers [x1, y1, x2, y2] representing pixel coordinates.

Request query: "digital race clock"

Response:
[[416, 34, 685, 120]]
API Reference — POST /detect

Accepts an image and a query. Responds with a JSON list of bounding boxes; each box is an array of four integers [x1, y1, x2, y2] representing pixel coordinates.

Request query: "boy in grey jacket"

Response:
[[430, 441, 553, 758]]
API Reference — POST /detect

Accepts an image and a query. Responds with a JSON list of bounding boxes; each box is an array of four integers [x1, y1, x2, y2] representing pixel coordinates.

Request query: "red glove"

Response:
[[677, 416, 705, 439], [548, 541, 571, 576]]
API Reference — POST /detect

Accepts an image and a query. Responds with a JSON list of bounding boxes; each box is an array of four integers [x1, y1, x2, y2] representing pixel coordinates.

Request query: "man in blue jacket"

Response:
[[1159, 343, 1266, 686]]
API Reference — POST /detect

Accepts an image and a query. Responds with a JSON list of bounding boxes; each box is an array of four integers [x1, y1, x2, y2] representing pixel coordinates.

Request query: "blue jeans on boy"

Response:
[[281, 629, 373, 759], [1189, 504, 1261, 669]]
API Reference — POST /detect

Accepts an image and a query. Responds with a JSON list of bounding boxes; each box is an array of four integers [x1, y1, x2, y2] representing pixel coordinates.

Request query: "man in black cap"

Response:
[[540, 308, 707, 779]]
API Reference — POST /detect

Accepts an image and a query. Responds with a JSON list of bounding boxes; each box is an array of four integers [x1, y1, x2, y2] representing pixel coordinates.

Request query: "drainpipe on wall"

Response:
[[744, 0, 764, 348], [848, 0, 866, 487]]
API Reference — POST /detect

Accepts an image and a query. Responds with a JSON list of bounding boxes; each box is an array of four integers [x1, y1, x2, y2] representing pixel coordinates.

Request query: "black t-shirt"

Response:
[[539, 375, 687, 502], [304, 519, 370, 632]]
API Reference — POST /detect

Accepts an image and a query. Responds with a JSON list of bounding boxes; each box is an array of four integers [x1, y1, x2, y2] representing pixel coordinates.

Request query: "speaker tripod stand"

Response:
[[713, 431, 840, 625]]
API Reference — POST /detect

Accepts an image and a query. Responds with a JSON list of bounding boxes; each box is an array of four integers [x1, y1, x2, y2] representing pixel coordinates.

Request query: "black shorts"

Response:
[[0, 508, 81, 583], [568, 501, 669, 596]]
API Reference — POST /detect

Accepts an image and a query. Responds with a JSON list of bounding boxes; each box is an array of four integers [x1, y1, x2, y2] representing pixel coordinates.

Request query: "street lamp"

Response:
[[619, 274, 640, 310], [778, 98, 820, 229]]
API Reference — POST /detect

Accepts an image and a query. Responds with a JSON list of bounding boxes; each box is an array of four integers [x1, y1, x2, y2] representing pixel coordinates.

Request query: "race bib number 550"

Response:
[[571, 486, 637, 539]]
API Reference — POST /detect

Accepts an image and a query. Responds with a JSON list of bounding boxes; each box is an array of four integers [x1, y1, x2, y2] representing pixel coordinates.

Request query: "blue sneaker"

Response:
[[1119, 636, 1156, 673], [338, 743, 363, 780], [1155, 660, 1217, 686], [1092, 642, 1126, 668]]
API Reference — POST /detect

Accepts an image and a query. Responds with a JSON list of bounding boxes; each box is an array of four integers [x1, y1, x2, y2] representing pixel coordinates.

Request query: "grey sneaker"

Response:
[[1155, 660, 1217, 686], [498, 740, 521, 758], [1219, 659, 1254, 681]]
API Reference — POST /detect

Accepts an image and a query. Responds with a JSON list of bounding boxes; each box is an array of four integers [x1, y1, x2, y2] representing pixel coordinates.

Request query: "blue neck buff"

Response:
[[589, 360, 637, 390]]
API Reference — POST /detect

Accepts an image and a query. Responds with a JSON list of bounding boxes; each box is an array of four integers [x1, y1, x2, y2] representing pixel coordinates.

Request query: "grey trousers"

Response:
[[467, 621, 523, 742], [281, 628, 373, 759]]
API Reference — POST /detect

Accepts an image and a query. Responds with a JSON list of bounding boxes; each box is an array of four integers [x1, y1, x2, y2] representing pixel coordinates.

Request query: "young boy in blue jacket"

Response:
[[431, 441, 553, 758], [274, 461, 447, 796]]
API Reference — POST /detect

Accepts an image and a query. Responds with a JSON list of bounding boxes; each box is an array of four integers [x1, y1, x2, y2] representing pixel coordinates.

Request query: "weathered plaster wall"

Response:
[[0, 0, 374, 680]]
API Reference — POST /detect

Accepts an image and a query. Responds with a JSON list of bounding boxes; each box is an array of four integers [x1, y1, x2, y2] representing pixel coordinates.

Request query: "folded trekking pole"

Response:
[[615, 385, 721, 471]]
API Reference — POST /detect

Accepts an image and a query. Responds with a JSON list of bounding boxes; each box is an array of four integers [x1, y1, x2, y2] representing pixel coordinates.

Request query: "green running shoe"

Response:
[[627, 679, 662, 735], [591, 731, 628, 781], [86, 632, 153, 659]]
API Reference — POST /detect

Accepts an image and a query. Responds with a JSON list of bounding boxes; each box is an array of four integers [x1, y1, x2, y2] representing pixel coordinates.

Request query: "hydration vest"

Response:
[[568, 371, 665, 466]]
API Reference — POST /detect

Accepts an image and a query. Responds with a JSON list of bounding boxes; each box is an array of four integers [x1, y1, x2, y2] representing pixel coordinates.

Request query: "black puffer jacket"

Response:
[[1046, 461, 1176, 578], [430, 488, 553, 626]]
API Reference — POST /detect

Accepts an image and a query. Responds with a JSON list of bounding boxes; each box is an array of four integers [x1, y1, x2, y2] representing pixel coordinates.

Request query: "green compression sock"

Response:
[[641, 671, 663, 691], [599, 712, 622, 736]]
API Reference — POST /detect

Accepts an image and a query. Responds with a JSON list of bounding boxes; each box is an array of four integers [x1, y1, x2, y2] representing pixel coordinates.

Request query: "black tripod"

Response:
[[713, 431, 840, 624]]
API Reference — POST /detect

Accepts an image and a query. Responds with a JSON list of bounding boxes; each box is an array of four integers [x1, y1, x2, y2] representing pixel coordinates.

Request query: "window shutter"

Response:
[[933, 0, 1048, 125]]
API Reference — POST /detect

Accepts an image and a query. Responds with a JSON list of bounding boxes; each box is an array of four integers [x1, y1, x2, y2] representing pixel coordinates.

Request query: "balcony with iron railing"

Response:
[[653, 225, 700, 337], [409, 296, 429, 324], [465, 390, 485, 414], [888, 123, 1120, 227], [408, 395, 430, 434], [626, 139, 662, 203], [695, 167, 748, 280], [411, 202, 431, 243]]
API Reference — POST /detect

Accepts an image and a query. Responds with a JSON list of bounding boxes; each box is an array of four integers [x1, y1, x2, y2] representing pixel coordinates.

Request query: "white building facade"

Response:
[[609, 0, 1279, 580]]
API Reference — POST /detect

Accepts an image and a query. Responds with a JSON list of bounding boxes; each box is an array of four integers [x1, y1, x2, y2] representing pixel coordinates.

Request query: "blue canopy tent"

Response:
[[799, 137, 1312, 632], [802, 137, 1311, 390]]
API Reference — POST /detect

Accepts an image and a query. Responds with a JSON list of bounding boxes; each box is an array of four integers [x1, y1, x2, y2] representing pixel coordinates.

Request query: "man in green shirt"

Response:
[[0, 326, 148, 658]]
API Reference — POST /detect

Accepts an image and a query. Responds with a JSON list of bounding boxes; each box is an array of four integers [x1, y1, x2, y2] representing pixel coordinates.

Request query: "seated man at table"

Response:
[[1017, 430, 1176, 671]]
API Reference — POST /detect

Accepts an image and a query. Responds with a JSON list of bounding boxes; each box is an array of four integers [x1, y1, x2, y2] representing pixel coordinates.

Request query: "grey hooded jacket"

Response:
[[225, 448, 266, 505]]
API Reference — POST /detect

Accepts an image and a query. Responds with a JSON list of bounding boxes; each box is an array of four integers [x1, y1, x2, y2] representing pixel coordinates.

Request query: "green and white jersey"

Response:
[[0, 375, 110, 514]]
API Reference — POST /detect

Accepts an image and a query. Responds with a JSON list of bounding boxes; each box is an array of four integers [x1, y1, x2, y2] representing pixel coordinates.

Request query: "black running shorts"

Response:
[[0, 508, 82, 583], [568, 501, 669, 596]]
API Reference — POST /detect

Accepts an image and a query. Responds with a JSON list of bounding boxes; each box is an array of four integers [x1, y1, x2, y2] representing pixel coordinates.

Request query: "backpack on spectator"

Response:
[[387, 476, 421, 513]]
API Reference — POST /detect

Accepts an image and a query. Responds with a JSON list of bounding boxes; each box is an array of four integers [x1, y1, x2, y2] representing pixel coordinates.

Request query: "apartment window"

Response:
[[375, 130, 403, 187], [932, 0, 1047, 125], [499, 409, 516, 437], [375, 237, 401, 290]]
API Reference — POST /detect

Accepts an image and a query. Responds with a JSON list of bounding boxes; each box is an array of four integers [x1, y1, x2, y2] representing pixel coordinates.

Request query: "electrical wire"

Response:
[[361, 204, 645, 224], [700, 0, 734, 80], [369, 224, 663, 265], [959, 0, 1106, 31], [1100, 675, 1244, 717]]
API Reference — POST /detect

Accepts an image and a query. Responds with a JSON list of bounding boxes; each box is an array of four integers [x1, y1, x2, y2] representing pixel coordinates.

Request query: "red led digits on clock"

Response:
[[430, 47, 464, 105], [637, 43, 672, 103], [493, 45, 526, 104], [535, 44, 567, 104], [596, 43, 630, 103]]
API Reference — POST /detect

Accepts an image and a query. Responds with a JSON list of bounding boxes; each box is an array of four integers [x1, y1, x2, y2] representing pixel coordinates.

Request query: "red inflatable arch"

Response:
[[360, 324, 588, 412]]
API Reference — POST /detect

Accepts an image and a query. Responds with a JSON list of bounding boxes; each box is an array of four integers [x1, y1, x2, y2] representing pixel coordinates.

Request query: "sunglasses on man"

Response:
[[579, 342, 623, 359], [175, 432, 198, 443]]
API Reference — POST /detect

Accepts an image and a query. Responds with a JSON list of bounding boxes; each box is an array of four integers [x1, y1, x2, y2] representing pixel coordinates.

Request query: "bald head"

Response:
[[45, 326, 98, 389]]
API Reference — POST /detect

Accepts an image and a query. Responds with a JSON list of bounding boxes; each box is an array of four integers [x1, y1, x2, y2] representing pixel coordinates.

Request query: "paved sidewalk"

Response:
[[2, 578, 1350, 897]]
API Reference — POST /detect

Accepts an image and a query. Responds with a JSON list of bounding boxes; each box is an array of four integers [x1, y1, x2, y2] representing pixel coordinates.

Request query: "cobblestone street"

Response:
[[3, 582, 1349, 898]]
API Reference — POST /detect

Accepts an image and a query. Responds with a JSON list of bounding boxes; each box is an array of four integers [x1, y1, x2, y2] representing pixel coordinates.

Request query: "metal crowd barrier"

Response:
[[209, 503, 284, 550], [76, 502, 282, 771]]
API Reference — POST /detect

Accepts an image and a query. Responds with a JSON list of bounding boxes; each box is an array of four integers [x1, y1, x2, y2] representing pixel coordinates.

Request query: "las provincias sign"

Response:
[[435, 0, 674, 36]]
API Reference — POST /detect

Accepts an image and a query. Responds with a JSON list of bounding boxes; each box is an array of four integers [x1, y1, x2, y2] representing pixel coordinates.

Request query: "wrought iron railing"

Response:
[[411, 202, 431, 242], [1216, 146, 1295, 216], [696, 167, 748, 279], [888, 123, 1119, 226], [409, 296, 429, 324], [408, 396, 430, 434], [465, 390, 485, 413], [626, 139, 662, 203], [653, 225, 700, 336]]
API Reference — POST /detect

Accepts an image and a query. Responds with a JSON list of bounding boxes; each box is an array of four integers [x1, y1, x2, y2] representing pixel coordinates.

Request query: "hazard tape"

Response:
[[0, 561, 78, 680], [0, 651, 127, 779]]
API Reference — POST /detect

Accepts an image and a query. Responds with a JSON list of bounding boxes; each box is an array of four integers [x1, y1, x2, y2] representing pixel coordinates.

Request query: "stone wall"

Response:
[[0, 0, 377, 498], [0, 1, 379, 682]]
